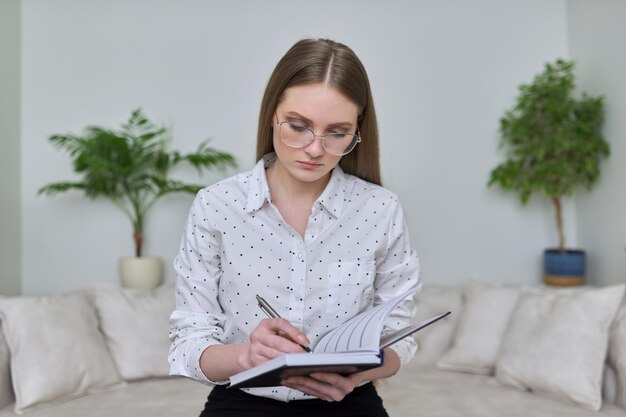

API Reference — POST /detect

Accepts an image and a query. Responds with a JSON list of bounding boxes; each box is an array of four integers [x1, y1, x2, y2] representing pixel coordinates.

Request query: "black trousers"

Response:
[[199, 383, 390, 417]]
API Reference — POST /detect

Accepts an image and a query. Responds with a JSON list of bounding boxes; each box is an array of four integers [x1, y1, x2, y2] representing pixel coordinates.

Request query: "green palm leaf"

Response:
[[39, 108, 237, 257]]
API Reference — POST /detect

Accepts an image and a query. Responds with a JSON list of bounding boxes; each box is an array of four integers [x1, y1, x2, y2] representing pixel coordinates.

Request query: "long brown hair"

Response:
[[256, 38, 381, 185]]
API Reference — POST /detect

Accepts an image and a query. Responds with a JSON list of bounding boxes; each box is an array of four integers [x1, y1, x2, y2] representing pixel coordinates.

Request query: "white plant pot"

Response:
[[119, 256, 164, 290]]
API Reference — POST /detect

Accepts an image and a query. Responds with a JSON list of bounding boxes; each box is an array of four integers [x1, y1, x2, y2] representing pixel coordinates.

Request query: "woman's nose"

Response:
[[304, 135, 325, 157]]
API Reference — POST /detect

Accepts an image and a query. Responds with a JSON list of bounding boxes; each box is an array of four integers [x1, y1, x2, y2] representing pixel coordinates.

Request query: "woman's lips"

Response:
[[297, 160, 322, 168]]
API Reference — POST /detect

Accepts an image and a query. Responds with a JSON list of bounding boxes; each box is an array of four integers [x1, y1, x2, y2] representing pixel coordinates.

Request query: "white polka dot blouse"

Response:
[[169, 153, 420, 401]]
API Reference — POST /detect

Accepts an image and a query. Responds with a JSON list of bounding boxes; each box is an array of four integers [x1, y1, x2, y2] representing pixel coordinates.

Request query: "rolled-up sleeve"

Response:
[[168, 190, 228, 385]]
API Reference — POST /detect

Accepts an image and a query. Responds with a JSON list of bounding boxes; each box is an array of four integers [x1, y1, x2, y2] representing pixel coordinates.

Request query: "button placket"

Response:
[[306, 204, 323, 243]]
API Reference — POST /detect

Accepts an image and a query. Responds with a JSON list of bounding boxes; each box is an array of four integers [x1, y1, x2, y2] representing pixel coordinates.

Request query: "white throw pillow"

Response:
[[92, 282, 174, 380], [0, 322, 14, 409], [608, 299, 626, 408], [410, 285, 462, 368], [0, 290, 124, 413], [437, 280, 520, 374], [495, 285, 625, 411]]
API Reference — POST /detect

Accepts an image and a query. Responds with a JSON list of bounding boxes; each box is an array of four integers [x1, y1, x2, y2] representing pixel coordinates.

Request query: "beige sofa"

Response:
[[377, 282, 626, 416], [1, 282, 625, 416], [0, 283, 214, 416]]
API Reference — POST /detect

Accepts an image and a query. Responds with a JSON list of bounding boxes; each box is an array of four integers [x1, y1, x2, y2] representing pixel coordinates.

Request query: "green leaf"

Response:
[[487, 59, 609, 247], [39, 109, 237, 256]]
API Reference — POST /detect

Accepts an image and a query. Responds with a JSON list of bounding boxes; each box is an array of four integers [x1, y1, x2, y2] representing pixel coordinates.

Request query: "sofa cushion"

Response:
[[0, 377, 209, 417], [437, 280, 520, 374], [608, 299, 626, 409], [495, 284, 625, 411], [92, 282, 174, 380], [0, 290, 124, 414], [0, 323, 13, 409], [377, 367, 626, 417], [411, 285, 462, 368]]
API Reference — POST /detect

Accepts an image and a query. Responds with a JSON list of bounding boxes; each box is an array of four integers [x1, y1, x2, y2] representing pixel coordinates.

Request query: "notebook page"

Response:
[[314, 287, 417, 353]]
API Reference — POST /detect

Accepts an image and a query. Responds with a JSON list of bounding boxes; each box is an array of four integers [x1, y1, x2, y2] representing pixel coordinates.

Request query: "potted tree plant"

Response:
[[39, 109, 236, 289], [488, 59, 609, 286]]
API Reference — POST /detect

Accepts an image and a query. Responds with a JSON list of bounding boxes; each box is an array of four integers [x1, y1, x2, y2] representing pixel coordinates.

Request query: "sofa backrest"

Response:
[[0, 321, 15, 409]]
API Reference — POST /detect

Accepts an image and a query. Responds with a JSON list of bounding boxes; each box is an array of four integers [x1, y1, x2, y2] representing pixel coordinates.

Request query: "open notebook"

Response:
[[228, 287, 450, 388]]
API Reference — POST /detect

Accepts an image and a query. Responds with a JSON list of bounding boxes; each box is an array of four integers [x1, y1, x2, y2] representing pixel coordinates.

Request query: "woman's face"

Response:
[[272, 83, 359, 187]]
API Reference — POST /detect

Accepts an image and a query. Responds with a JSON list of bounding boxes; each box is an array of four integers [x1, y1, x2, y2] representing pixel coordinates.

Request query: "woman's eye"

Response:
[[288, 122, 308, 132], [328, 132, 348, 140]]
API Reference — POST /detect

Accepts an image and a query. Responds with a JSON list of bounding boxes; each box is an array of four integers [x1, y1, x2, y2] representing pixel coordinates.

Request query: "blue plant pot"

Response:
[[543, 249, 585, 286]]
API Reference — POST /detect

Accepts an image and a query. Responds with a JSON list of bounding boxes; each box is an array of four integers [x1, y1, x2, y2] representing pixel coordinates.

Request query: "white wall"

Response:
[[19, 0, 571, 294], [568, 0, 626, 285], [0, 0, 21, 296]]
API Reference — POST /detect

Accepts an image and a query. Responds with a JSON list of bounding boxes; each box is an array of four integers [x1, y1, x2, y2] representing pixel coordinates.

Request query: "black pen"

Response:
[[256, 295, 312, 353]]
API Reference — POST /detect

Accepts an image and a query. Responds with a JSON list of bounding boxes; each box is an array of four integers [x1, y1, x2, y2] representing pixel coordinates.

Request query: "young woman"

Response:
[[169, 38, 420, 417]]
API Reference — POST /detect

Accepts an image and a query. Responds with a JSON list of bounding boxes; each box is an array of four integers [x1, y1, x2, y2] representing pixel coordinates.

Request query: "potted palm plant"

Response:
[[39, 109, 236, 289], [488, 59, 609, 286]]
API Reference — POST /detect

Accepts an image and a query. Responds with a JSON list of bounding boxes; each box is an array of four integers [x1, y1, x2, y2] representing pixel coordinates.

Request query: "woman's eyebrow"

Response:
[[283, 111, 354, 129]]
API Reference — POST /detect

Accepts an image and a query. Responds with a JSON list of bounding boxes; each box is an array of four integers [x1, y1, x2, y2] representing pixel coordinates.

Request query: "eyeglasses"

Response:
[[275, 120, 361, 156]]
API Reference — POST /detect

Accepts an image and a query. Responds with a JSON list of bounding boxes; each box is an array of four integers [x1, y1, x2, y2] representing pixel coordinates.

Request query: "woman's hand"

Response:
[[281, 372, 363, 402], [239, 318, 310, 369], [281, 348, 401, 402], [201, 318, 309, 381]]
